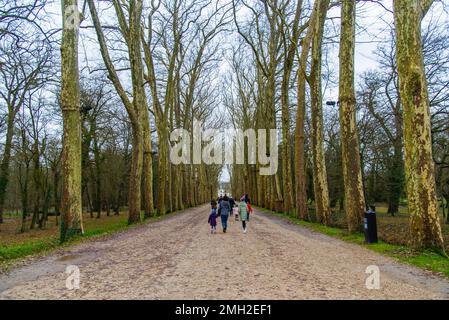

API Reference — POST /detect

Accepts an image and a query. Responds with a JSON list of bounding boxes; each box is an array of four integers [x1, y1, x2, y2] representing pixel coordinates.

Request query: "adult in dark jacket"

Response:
[[229, 197, 235, 210], [217, 195, 223, 216], [220, 195, 231, 233]]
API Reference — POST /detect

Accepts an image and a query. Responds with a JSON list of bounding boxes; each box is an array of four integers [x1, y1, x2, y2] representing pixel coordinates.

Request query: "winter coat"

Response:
[[229, 198, 235, 208], [220, 200, 231, 216], [239, 201, 249, 221], [208, 208, 217, 226], [246, 202, 253, 214]]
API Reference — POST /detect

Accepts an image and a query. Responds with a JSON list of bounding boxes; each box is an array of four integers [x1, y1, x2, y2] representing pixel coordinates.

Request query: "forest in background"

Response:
[[0, 0, 448, 254]]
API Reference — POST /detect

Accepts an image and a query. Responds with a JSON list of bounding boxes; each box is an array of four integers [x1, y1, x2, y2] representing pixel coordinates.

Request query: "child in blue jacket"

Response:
[[208, 201, 218, 234]]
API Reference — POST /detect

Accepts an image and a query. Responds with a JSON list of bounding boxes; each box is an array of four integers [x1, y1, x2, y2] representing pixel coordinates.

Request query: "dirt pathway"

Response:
[[1, 205, 448, 299]]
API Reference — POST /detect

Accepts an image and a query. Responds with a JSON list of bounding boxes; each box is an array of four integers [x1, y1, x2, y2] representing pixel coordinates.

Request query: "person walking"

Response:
[[238, 200, 250, 233], [246, 197, 253, 218], [220, 195, 231, 233], [229, 197, 235, 217], [217, 195, 223, 216], [208, 200, 218, 234], [229, 196, 235, 211]]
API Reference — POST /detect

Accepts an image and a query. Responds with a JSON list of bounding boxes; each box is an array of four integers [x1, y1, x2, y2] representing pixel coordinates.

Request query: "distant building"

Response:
[[218, 181, 231, 197]]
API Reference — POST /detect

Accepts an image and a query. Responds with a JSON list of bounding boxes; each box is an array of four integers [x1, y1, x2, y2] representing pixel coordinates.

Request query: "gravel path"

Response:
[[1, 205, 448, 300]]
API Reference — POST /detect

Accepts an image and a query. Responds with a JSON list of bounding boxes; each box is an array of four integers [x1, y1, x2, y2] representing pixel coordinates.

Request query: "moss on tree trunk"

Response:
[[309, 0, 331, 225], [338, 0, 366, 232], [393, 0, 444, 250], [0, 116, 15, 224], [142, 106, 154, 219], [60, 0, 84, 242]]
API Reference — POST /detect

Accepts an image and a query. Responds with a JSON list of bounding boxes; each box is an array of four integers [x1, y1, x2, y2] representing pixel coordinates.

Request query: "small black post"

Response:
[[364, 205, 378, 244]]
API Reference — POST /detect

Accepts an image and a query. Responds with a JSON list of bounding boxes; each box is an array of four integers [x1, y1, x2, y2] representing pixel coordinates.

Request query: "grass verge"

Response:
[[257, 207, 449, 279], [0, 208, 184, 271]]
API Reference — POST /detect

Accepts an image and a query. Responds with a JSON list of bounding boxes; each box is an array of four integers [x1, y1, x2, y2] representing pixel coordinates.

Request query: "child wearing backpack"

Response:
[[208, 201, 218, 234]]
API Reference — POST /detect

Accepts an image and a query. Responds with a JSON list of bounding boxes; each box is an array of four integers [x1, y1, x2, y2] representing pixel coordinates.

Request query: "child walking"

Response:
[[238, 200, 249, 233], [208, 201, 218, 234], [246, 198, 253, 218], [233, 205, 239, 221]]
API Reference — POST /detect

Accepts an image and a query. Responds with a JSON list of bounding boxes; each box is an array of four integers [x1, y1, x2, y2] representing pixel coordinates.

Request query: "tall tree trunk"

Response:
[[85, 184, 94, 218], [295, 68, 309, 220], [393, 0, 444, 250], [93, 132, 101, 219], [387, 145, 404, 216], [280, 0, 303, 215], [0, 116, 15, 224], [30, 141, 40, 230], [157, 125, 168, 215], [21, 195, 28, 233], [53, 165, 60, 226], [127, 0, 146, 224], [280, 90, 293, 213], [20, 164, 29, 233], [338, 0, 366, 232], [309, 0, 331, 225], [60, 0, 84, 242], [142, 104, 154, 219], [186, 165, 193, 207], [266, 10, 282, 206], [30, 210, 39, 229], [168, 162, 173, 212], [39, 188, 51, 229], [183, 165, 190, 207], [127, 123, 143, 223], [446, 199, 449, 224], [280, 82, 293, 213], [294, 2, 316, 220]]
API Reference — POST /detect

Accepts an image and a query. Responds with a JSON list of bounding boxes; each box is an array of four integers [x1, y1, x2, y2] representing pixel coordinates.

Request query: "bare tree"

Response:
[[308, 0, 331, 225], [0, 26, 52, 224], [0, 0, 47, 41], [278, 0, 305, 214], [87, 0, 149, 223]]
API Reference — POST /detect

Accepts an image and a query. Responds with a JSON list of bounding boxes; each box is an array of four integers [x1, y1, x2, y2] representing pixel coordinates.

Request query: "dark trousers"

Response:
[[242, 221, 246, 229], [221, 214, 228, 230]]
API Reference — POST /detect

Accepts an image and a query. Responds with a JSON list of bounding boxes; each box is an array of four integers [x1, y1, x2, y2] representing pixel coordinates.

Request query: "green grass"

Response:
[[82, 219, 129, 238], [257, 207, 449, 279], [0, 209, 183, 270], [0, 238, 60, 261]]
